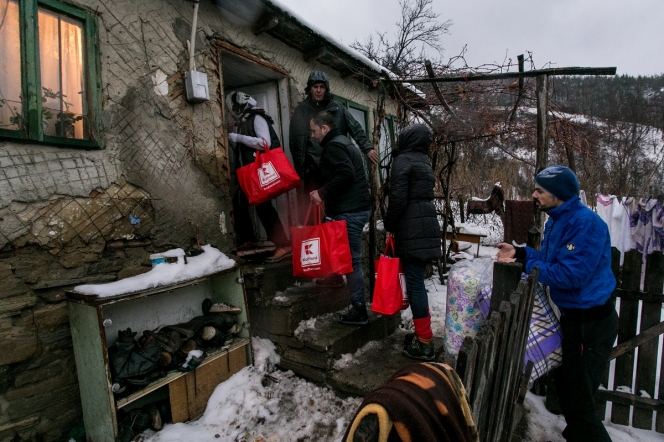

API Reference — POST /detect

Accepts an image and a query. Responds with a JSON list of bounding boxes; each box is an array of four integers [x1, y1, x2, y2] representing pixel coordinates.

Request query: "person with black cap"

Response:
[[290, 70, 379, 286], [496, 165, 617, 442], [226, 91, 292, 263]]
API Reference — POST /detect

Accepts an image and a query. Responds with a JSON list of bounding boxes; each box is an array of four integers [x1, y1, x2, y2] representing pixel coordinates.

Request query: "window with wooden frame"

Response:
[[0, 0, 101, 148]]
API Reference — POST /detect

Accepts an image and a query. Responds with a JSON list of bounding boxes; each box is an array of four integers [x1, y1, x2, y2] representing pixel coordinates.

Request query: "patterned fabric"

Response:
[[628, 198, 663, 254], [444, 265, 486, 356], [526, 281, 563, 382], [343, 363, 478, 442], [476, 279, 563, 383]]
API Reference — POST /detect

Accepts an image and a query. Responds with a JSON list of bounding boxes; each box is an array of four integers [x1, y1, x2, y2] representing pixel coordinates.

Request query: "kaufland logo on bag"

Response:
[[258, 161, 280, 188], [301, 238, 321, 267]]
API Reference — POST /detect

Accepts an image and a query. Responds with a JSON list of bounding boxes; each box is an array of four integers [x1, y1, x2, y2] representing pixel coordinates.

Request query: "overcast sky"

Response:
[[276, 0, 663, 77]]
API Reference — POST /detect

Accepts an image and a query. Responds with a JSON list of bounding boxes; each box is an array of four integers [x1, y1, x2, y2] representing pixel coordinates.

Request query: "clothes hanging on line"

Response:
[[596, 194, 662, 255]]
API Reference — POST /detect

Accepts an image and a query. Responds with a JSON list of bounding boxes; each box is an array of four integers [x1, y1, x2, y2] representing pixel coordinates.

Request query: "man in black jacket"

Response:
[[309, 111, 372, 325], [290, 71, 378, 216]]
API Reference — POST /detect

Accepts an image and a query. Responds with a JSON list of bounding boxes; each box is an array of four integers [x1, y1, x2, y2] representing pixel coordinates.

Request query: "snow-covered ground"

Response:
[[139, 243, 661, 441]]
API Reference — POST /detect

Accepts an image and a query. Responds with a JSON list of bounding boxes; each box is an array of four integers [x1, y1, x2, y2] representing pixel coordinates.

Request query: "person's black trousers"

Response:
[[233, 190, 289, 247], [555, 302, 618, 442]]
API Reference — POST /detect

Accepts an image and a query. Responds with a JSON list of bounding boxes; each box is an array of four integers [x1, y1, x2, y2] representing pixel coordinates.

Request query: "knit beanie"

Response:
[[534, 166, 580, 201]]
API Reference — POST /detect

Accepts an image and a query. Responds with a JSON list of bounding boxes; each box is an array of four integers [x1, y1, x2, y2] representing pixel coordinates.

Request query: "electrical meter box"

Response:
[[185, 70, 210, 103]]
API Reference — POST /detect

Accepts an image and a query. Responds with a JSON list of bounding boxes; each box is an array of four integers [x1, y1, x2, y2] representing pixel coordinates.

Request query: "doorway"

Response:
[[220, 51, 295, 255]]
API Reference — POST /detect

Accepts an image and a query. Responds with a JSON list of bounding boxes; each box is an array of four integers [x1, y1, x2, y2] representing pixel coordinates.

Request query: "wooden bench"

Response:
[[445, 229, 487, 258]]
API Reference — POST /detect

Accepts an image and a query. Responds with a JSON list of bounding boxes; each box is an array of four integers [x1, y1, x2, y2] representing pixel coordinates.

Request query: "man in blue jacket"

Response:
[[497, 166, 617, 442]]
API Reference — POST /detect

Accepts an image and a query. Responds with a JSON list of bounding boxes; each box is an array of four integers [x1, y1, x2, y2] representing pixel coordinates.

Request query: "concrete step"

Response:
[[326, 330, 445, 396], [249, 280, 350, 337], [275, 309, 402, 386]]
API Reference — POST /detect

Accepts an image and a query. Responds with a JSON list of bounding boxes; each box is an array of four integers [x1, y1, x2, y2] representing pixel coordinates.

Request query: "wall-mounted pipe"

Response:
[[184, 0, 209, 102], [188, 0, 200, 71]]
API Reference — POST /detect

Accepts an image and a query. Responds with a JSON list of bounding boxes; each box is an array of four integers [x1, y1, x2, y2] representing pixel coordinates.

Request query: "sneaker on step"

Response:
[[315, 274, 345, 288], [339, 305, 369, 325], [403, 338, 435, 361], [265, 246, 292, 263]]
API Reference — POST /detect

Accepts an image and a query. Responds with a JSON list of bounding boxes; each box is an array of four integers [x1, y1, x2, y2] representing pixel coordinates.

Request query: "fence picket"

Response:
[[632, 252, 664, 429], [612, 249, 642, 425]]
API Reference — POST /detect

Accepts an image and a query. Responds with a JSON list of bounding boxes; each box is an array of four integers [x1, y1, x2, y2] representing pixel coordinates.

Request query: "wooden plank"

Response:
[[609, 321, 664, 361], [485, 301, 512, 442], [495, 289, 524, 442], [495, 288, 525, 442], [189, 343, 250, 420], [476, 313, 501, 439], [490, 262, 522, 315], [169, 376, 190, 423], [645, 253, 664, 433], [391, 66, 618, 84], [68, 302, 116, 441], [66, 265, 239, 306], [599, 246, 619, 421], [611, 249, 642, 426], [457, 336, 479, 393], [503, 271, 538, 442], [613, 288, 664, 303], [596, 390, 664, 412], [517, 361, 535, 404], [470, 325, 496, 429]]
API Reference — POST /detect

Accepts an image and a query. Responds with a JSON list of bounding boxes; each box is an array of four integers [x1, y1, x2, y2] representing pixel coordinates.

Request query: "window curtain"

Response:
[[38, 7, 85, 139], [0, 0, 22, 130]]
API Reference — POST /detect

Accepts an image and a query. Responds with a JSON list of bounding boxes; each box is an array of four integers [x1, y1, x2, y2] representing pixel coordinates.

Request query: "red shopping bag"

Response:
[[236, 141, 301, 206], [291, 204, 353, 278], [372, 236, 408, 315]]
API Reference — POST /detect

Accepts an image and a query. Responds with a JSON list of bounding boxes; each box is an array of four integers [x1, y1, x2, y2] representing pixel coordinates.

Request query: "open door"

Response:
[[220, 51, 295, 256]]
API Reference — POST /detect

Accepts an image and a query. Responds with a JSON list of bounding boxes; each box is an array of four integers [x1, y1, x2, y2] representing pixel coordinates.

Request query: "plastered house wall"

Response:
[[0, 0, 398, 440]]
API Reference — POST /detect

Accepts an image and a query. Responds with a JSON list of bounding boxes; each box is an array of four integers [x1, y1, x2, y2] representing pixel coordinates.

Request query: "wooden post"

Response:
[[369, 93, 386, 302], [533, 74, 549, 248]]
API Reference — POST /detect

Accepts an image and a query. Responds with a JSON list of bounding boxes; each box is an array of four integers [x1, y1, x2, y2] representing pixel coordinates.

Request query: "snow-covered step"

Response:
[[276, 309, 401, 386], [249, 281, 350, 337], [327, 329, 444, 396]]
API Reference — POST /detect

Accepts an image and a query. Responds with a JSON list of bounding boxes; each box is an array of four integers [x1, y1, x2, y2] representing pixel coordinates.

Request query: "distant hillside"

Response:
[[551, 75, 664, 130]]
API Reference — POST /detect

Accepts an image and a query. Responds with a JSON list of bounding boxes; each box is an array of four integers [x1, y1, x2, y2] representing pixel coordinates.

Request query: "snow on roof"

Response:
[[265, 0, 425, 98], [73, 245, 235, 297]]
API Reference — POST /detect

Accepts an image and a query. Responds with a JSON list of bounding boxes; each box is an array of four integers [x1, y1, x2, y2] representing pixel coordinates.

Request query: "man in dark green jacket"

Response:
[[309, 111, 371, 325], [289, 71, 378, 213]]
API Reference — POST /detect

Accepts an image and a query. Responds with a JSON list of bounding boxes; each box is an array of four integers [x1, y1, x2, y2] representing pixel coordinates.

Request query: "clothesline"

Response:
[[595, 194, 664, 255]]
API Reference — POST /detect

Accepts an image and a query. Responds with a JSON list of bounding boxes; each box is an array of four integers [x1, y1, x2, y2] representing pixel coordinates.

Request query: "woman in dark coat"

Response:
[[384, 124, 442, 360]]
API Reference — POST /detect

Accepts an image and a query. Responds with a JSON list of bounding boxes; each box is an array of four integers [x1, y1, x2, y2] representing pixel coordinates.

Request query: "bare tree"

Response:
[[350, 0, 452, 77]]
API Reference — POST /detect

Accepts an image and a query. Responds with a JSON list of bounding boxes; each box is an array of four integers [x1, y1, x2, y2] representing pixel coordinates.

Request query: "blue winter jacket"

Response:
[[523, 196, 615, 310]]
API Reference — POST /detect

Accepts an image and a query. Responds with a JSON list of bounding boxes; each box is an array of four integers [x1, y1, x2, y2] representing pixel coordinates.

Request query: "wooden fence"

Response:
[[597, 249, 664, 432], [455, 262, 536, 442], [454, 249, 664, 440]]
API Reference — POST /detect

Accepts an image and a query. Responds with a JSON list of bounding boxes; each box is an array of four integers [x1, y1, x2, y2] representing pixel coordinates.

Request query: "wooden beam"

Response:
[[425, 59, 464, 125], [252, 14, 279, 36], [303, 46, 327, 62], [609, 320, 664, 361], [390, 67, 617, 84], [213, 40, 289, 76], [596, 390, 664, 412], [613, 288, 664, 303], [340, 69, 356, 80]]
